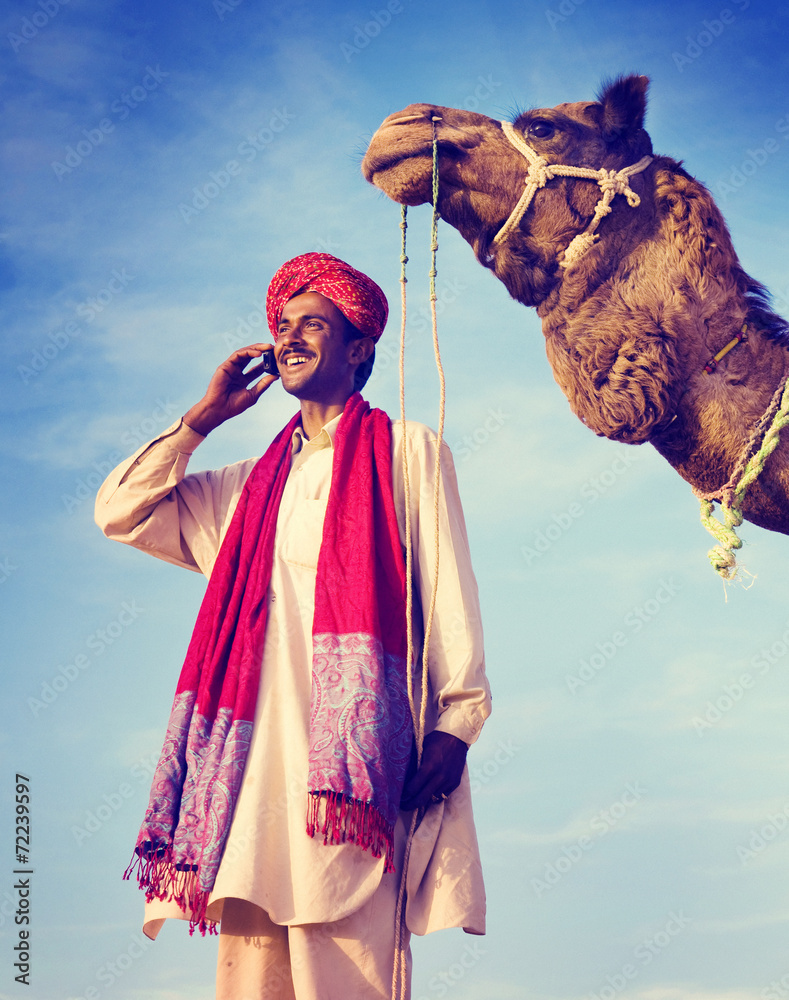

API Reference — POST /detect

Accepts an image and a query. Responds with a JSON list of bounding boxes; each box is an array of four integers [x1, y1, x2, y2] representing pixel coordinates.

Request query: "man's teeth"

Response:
[[286, 356, 309, 366]]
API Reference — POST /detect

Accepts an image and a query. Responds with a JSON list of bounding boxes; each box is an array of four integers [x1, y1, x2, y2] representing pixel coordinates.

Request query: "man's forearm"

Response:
[[183, 401, 226, 437]]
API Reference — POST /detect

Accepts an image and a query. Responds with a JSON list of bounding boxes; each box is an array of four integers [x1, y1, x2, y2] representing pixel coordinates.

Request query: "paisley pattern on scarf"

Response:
[[134, 691, 254, 889], [309, 632, 412, 829]]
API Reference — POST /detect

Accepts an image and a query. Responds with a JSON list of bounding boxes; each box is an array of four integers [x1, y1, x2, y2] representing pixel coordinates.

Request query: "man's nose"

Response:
[[277, 324, 303, 348]]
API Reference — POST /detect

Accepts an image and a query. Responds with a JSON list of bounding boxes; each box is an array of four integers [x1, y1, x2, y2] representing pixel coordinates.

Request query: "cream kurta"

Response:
[[95, 412, 491, 938]]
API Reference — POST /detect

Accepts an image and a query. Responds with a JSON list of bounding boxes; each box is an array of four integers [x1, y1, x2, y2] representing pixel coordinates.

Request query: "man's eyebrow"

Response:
[[278, 313, 329, 325]]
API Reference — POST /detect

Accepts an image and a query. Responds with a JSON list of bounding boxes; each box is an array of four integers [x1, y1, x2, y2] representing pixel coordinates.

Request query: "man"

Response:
[[95, 253, 491, 1000]]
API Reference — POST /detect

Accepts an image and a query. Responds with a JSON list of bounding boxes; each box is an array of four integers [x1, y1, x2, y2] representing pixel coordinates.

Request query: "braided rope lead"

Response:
[[392, 201, 415, 1000], [699, 375, 789, 579], [392, 116, 446, 1000], [422, 115, 447, 738], [398, 204, 415, 734]]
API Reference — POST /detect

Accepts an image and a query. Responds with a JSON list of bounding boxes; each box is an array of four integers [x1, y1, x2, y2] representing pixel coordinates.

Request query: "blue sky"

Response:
[[3, 0, 789, 998]]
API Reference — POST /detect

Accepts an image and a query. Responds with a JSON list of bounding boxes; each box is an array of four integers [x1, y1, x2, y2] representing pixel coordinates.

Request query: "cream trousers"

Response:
[[216, 873, 412, 1000]]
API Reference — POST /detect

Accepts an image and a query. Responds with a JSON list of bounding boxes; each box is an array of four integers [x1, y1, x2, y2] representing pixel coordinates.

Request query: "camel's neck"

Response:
[[650, 323, 789, 495], [531, 159, 789, 489]]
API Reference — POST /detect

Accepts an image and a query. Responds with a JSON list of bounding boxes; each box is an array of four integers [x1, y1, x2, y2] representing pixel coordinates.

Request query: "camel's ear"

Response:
[[596, 75, 648, 142]]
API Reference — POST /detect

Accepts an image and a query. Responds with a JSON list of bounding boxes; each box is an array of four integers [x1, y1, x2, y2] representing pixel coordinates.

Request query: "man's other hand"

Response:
[[400, 731, 468, 812]]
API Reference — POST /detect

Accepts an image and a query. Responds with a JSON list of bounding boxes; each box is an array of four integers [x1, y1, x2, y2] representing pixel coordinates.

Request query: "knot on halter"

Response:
[[493, 119, 652, 269], [562, 232, 599, 268], [597, 167, 642, 207], [585, 167, 644, 235], [526, 155, 556, 190]]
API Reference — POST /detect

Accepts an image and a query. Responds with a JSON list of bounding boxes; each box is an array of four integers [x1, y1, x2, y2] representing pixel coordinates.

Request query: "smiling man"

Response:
[[95, 252, 491, 1000]]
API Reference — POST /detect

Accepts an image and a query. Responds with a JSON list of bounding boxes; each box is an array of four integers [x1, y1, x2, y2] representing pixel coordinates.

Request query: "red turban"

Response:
[[266, 252, 388, 342]]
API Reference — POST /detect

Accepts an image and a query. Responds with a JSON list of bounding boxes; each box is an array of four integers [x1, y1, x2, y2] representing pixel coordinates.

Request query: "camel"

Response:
[[362, 75, 789, 549]]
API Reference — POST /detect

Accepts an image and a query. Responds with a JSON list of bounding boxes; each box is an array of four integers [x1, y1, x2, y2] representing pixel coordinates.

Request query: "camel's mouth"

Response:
[[363, 137, 466, 209], [362, 120, 435, 183], [363, 106, 471, 184], [473, 227, 506, 269], [364, 146, 473, 215], [362, 146, 432, 184], [363, 154, 434, 207]]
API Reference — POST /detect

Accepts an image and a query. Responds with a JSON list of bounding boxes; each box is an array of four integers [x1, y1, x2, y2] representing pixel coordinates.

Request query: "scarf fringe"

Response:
[[123, 845, 217, 937], [306, 792, 395, 874]]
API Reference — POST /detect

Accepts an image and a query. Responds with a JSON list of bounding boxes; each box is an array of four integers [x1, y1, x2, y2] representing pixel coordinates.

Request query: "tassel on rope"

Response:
[[696, 371, 789, 580]]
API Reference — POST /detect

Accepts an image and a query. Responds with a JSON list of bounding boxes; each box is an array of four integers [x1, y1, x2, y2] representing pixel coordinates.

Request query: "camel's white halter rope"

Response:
[[495, 117, 789, 583], [494, 119, 653, 267], [391, 116, 447, 1000]]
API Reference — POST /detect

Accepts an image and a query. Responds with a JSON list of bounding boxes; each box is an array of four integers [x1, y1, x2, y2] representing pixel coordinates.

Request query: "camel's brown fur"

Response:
[[362, 76, 789, 534]]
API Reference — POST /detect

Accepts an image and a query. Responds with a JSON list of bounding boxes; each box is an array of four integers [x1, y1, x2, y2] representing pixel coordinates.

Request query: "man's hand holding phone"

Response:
[[183, 344, 279, 437]]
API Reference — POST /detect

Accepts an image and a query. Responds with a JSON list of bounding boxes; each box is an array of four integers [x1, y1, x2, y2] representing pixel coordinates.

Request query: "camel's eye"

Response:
[[527, 119, 555, 140]]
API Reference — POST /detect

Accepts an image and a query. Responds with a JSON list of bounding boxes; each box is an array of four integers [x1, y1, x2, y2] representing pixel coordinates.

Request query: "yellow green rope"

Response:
[[700, 375, 789, 579]]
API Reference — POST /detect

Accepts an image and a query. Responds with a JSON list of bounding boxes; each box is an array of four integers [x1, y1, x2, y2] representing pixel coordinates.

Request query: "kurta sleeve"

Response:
[[94, 419, 259, 577], [392, 423, 491, 747]]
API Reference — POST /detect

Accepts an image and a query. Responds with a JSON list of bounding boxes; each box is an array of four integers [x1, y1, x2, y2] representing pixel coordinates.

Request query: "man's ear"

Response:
[[347, 337, 375, 365]]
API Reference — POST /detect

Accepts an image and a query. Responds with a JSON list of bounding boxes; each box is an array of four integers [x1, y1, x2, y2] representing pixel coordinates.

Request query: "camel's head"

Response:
[[362, 75, 654, 307]]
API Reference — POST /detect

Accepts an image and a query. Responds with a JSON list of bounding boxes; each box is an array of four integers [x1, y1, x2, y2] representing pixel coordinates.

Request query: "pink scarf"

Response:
[[124, 394, 412, 933]]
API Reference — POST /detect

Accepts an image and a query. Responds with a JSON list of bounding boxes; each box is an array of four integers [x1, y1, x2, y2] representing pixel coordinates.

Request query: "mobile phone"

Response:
[[260, 350, 279, 376]]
